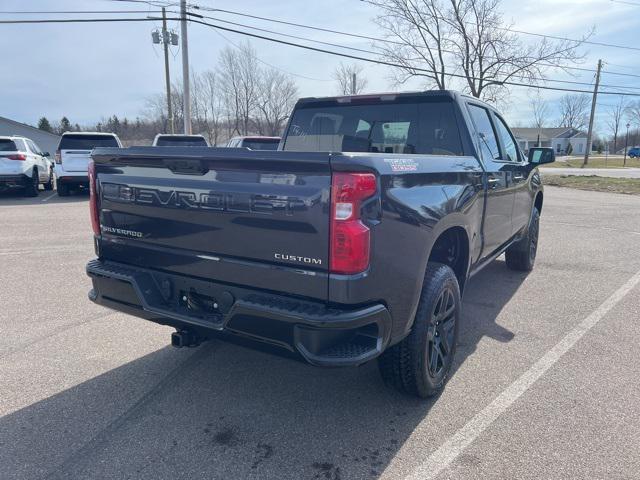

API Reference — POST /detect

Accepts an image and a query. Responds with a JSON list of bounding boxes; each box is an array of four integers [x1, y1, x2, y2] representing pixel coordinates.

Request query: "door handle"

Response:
[[487, 177, 500, 189], [513, 174, 525, 180]]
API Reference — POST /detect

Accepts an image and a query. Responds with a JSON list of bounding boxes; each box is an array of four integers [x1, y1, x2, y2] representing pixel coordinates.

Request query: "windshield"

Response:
[[59, 134, 119, 150], [283, 99, 463, 155], [155, 136, 208, 146], [241, 139, 279, 150]]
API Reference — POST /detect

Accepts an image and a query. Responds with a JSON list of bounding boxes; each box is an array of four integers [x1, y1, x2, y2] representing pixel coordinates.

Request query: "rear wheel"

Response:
[[24, 169, 39, 197], [378, 262, 460, 398], [57, 181, 70, 197], [505, 207, 540, 272]]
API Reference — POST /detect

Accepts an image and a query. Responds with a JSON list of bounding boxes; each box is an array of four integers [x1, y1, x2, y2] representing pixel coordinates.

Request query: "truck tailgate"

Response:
[[92, 147, 331, 301], [61, 149, 92, 172]]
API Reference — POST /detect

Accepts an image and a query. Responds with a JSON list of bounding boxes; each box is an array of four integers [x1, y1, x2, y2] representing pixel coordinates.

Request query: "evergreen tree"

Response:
[[59, 116, 72, 134], [37, 117, 52, 133]]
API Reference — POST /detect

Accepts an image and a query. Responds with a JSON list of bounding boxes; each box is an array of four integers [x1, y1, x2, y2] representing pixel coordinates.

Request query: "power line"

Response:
[[184, 16, 640, 97], [189, 5, 640, 78], [0, 10, 162, 14], [0, 17, 179, 24], [193, 4, 640, 53], [180, 11, 640, 92]]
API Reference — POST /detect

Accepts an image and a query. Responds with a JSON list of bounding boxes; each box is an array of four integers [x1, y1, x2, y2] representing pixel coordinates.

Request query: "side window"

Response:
[[467, 105, 500, 161], [494, 116, 520, 162], [27, 140, 40, 154], [15, 139, 27, 151]]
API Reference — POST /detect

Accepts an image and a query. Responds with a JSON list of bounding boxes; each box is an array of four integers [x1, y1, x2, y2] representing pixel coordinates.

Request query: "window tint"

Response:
[[59, 134, 119, 150], [468, 105, 500, 161], [241, 139, 279, 150], [494, 116, 519, 162], [0, 139, 18, 151], [283, 99, 463, 155], [156, 135, 208, 146]]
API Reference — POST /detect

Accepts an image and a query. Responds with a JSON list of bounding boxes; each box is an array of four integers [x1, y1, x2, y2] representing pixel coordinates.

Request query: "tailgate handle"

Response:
[[164, 159, 209, 176]]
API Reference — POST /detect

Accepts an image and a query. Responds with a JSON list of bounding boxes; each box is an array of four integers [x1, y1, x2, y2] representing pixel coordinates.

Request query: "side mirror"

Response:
[[42, 152, 50, 157], [528, 147, 555, 165]]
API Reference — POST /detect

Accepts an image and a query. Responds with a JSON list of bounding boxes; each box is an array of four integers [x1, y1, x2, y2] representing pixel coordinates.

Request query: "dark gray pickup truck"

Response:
[[86, 90, 554, 398]]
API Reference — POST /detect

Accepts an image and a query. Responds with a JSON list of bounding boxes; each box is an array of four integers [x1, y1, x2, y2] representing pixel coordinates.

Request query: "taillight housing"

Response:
[[7, 154, 26, 161], [330, 172, 377, 274], [54, 150, 61, 164], [88, 161, 100, 236]]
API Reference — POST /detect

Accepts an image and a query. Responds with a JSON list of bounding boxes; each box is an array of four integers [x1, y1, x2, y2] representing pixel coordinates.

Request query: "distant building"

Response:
[[512, 127, 588, 155], [0, 116, 61, 155]]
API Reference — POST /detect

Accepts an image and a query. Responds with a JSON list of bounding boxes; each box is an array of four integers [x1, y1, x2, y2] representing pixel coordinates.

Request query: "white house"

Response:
[[512, 127, 588, 155]]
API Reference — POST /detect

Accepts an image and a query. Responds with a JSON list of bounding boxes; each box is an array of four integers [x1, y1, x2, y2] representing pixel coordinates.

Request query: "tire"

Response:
[[378, 262, 461, 398], [44, 168, 54, 191], [505, 207, 540, 272], [57, 181, 70, 197], [24, 169, 39, 197]]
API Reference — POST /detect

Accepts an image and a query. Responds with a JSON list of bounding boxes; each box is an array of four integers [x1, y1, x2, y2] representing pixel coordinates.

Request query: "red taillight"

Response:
[[54, 150, 61, 164], [330, 172, 377, 274], [88, 161, 100, 236], [6, 154, 26, 161]]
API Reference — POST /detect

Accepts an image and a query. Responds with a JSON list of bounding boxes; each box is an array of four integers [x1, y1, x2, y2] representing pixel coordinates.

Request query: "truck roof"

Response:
[[297, 89, 459, 104]]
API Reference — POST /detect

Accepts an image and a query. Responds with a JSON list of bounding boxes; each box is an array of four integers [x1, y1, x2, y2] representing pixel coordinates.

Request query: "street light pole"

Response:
[[624, 123, 630, 166]]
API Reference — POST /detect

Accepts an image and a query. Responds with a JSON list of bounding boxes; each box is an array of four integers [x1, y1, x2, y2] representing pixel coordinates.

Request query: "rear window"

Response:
[[155, 136, 208, 146], [0, 139, 18, 152], [241, 139, 279, 150], [59, 134, 119, 150], [283, 98, 463, 155]]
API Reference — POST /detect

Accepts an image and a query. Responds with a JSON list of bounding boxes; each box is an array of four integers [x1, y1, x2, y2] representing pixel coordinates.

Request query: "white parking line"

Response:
[[41, 192, 57, 202], [405, 268, 640, 480]]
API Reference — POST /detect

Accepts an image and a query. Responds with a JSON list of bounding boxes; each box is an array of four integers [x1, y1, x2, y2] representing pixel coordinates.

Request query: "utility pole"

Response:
[[161, 8, 174, 134], [624, 123, 630, 166], [180, 0, 192, 135], [351, 72, 356, 95], [583, 59, 602, 167]]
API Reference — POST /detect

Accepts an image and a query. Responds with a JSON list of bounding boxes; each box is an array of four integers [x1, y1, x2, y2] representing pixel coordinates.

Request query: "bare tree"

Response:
[[367, 0, 588, 102], [606, 98, 627, 154], [627, 101, 640, 127], [255, 68, 298, 136], [332, 63, 369, 95], [558, 94, 590, 130], [530, 92, 549, 129]]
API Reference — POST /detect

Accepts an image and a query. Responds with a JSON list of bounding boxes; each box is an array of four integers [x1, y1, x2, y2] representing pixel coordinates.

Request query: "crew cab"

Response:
[[55, 132, 121, 196], [152, 134, 209, 147], [86, 91, 554, 398], [0, 136, 54, 196], [225, 136, 280, 150]]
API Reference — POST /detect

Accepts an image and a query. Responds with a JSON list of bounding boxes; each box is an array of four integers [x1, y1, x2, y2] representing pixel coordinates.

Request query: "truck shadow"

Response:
[[0, 260, 523, 480]]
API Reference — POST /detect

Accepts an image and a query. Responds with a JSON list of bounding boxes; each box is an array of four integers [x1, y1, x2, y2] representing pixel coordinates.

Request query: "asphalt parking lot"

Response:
[[1, 186, 639, 480]]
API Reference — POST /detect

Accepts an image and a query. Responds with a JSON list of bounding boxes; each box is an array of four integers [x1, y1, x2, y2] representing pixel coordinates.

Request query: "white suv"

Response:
[[55, 132, 121, 196], [0, 136, 54, 197]]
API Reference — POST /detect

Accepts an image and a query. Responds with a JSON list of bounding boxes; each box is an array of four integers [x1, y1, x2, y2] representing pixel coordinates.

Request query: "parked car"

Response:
[[226, 136, 280, 150], [0, 135, 54, 196], [86, 90, 554, 398], [55, 132, 121, 196], [152, 134, 209, 147], [628, 147, 640, 158]]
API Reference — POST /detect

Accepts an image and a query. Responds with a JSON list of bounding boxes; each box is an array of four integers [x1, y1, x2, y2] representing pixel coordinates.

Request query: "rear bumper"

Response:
[[0, 174, 29, 187], [86, 259, 392, 367], [56, 174, 89, 184]]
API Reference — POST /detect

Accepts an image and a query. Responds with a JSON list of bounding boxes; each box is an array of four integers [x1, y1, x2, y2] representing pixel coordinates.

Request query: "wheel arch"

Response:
[[425, 225, 471, 295]]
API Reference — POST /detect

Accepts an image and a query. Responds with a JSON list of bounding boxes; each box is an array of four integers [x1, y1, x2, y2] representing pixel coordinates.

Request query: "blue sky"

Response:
[[1, 0, 639, 135]]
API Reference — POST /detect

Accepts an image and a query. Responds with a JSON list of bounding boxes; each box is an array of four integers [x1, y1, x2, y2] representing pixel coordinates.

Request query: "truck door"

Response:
[[466, 104, 515, 258], [492, 114, 532, 235]]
